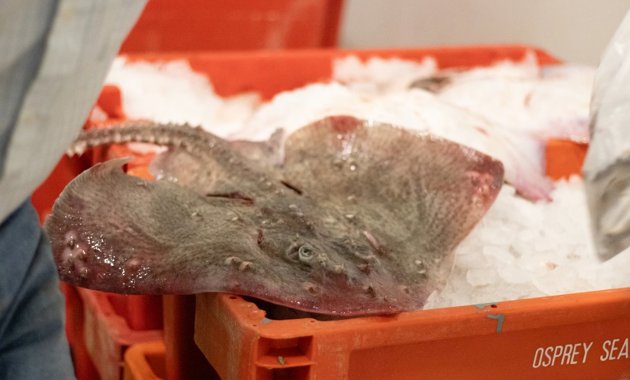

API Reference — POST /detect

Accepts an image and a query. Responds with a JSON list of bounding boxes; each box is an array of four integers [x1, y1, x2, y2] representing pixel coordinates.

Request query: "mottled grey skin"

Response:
[[45, 116, 504, 316]]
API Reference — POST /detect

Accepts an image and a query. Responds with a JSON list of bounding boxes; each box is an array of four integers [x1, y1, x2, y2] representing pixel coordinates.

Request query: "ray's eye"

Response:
[[298, 244, 314, 262], [286, 243, 315, 264]]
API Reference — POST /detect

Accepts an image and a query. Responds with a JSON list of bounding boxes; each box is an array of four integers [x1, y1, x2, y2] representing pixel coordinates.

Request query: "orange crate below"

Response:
[[61, 282, 82, 347], [61, 283, 100, 380], [195, 291, 630, 380], [62, 284, 161, 380], [107, 294, 163, 331], [79, 289, 163, 380], [123, 341, 166, 380], [161, 295, 219, 380]]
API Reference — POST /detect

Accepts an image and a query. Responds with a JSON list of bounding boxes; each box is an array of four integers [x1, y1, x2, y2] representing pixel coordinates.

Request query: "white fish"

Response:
[[584, 11, 630, 260]]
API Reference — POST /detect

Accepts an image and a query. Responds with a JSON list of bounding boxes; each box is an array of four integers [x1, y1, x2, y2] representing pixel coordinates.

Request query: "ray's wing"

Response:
[[281, 116, 504, 296], [45, 158, 267, 294]]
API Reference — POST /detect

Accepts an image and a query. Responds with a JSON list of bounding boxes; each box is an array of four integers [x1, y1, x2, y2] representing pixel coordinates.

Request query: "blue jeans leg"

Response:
[[0, 201, 75, 379]]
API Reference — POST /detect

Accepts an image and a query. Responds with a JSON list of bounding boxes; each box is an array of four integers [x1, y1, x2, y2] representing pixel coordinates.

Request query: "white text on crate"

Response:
[[600, 338, 629, 361], [532, 342, 593, 368]]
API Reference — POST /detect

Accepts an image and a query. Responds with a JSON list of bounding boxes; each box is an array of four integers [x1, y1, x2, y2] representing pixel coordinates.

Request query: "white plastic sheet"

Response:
[[583, 10, 630, 259]]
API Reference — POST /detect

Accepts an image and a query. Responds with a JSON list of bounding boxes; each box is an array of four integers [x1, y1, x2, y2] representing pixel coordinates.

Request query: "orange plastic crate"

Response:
[[195, 290, 630, 380], [79, 288, 163, 380], [162, 296, 220, 380], [123, 341, 166, 380], [90, 46, 618, 379], [119, 0, 344, 53], [545, 139, 589, 181], [62, 283, 162, 380], [60, 283, 101, 380], [106, 294, 163, 331]]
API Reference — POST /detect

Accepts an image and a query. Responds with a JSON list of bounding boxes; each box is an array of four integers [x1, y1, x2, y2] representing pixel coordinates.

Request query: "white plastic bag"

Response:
[[583, 10, 630, 259]]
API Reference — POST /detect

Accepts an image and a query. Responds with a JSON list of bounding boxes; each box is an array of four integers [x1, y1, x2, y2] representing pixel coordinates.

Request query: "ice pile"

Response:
[[103, 53, 630, 308], [105, 58, 260, 139], [426, 178, 630, 309], [436, 56, 594, 143]]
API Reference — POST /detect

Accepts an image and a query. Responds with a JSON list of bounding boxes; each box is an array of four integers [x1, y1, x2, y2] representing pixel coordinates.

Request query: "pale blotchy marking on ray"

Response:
[[45, 117, 504, 316]]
